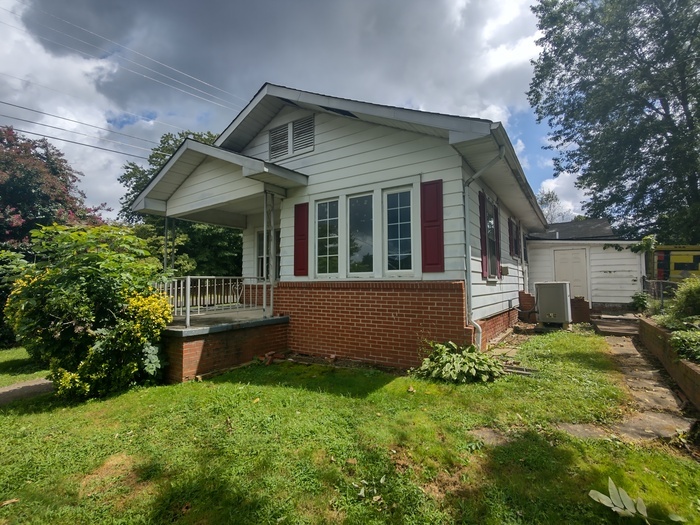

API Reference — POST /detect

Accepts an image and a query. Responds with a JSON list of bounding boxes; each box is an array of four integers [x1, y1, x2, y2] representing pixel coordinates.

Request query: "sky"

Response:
[[0, 0, 586, 220]]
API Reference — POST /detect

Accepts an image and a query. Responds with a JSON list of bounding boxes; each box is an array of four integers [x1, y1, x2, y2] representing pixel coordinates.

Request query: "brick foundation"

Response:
[[273, 280, 473, 368], [162, 318, 288, 383], [479, 308, 519, 347], [518, 291, 592, 323], [638, 317, 700, 412]]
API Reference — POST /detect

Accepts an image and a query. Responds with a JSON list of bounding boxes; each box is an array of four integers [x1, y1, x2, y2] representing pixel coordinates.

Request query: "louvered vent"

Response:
[[292, 115, 314, 152], [269, 124, 289, 159]]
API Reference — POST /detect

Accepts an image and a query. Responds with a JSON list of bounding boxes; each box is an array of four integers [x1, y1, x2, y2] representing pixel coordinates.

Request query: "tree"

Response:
[[118, 130, 242, 276], [0, 126, 105, 248], [528, 0, 700, 242], [537, 189, 574, 224]]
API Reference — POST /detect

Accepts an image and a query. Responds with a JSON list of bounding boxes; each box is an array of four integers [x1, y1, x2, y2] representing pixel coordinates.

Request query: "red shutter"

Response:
[[494, 204, 502, 278], [421, 180, 444, 273], [479, 191, 488, 278], [293, 203, 308, 276]]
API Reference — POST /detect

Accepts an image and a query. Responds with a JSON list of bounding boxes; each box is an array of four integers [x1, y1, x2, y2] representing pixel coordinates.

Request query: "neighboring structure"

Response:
[[650, 245, 700, 281], [133, 83, 548, 369], [527, 219, 645, 308]]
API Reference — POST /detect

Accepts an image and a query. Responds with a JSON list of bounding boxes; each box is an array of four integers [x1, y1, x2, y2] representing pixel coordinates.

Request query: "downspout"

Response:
[[463, 145, 505, 349]]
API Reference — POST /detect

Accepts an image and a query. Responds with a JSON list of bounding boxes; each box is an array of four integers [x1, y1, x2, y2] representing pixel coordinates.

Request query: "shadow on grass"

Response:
[[210, 361, 396, 398], [0, 357, 47, 377]]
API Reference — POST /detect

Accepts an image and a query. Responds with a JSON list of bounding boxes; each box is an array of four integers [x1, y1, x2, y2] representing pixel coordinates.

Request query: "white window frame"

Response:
[[384, 187, 414, 275], [347, 192, 374, 276], [316, 198, 340, 276]]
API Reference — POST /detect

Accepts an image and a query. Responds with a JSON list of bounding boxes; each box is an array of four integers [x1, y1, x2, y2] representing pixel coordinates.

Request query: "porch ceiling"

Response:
[[131, 139, 307, 227]]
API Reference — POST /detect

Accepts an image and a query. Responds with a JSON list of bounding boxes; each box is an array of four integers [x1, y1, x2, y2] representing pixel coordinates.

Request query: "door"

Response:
[[554, 248, 588, 300]]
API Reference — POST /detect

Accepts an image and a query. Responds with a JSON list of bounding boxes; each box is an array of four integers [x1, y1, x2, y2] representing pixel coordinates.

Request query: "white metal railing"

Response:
[[157, 276, 270, 327]]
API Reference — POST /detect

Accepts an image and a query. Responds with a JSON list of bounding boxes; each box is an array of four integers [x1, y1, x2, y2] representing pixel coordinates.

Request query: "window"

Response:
[[508, 218, 521, 258], [317, 200, 338, 274], [348, 194, 373, 273], [269, 115, 315, 160], [479, 191, 501, 278], [386, 190, 412, 271], [257, 230, 281, 279]]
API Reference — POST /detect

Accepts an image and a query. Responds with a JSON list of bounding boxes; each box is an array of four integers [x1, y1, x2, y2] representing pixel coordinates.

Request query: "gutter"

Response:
[[462, 144, 505, 349]]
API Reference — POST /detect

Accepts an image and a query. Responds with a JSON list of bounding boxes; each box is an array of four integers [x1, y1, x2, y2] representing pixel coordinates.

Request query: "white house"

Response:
[[133, 83, 547, 369]]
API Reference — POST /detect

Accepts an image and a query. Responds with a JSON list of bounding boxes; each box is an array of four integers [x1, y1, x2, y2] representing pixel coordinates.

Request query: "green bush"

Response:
[[671, 276, 700, 319], [670, 330, 700, 363], [630, 291, 650, 312], [0, 250, 27, 348], [4, 225, 172, 398], [412, 341, 504, 383]]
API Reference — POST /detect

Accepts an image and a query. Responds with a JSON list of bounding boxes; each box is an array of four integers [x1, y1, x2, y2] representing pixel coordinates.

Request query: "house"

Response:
[[526, 219, 645, 308], [132, 83, 548, 376]]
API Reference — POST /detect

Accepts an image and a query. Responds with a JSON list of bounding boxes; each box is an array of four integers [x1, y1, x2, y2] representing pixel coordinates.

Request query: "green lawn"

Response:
[[0, 347, 48, 388], [1, 331, 698, 524]]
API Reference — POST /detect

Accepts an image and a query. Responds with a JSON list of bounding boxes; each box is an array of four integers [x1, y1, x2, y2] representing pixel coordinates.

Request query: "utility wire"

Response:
[[12, 0, 251, 104], [0, 113, 153, 152], [0, 71, 185, 132], [0, 19, 240, 111], [10, 127, 149, 160], [0, 100, 158, 145]]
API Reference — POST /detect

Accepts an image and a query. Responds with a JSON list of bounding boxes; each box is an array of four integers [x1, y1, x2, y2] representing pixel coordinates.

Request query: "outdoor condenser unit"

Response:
[[535, 282, 572, 325]]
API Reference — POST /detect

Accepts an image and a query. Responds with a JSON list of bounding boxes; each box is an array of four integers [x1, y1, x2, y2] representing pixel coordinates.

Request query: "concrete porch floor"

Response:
[[168, 307, 269, 329]]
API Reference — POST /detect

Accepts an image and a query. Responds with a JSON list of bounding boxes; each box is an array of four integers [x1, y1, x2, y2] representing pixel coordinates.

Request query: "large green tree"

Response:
[[528, 0, 700, 242], [118, 130, 242, 276], [0, 126, 104, 248]]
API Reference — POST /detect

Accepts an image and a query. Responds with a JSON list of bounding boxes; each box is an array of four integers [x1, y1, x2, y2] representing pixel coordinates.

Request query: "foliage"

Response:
[[670, 277, 700, 319], [630, 234, 657, 254], [537, 188, 574, 224], [528, 0, 700, 243], [590, 478, 686, 522], [3, 225, 171, 398], [631, 291, 651, 312], [0, 250, 27, 347], [118, 130, 242, 276], [670, 331, 700, 364], [0, 126, 105, 249], [412, 341, 504, 383]]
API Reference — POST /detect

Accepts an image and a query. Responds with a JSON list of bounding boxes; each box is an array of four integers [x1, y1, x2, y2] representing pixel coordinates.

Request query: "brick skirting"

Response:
[[479, 308, 519, 347], [273, 280, 473, 368], [638, 317, 700, 412], [162, 318, 289, 383]]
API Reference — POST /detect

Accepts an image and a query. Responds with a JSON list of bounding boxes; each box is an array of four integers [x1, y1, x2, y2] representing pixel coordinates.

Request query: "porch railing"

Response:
[[157, 276, 270, 327]]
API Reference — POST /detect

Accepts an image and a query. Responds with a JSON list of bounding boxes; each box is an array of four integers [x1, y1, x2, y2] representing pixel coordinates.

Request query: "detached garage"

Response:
[[526, 219, 645, 308]]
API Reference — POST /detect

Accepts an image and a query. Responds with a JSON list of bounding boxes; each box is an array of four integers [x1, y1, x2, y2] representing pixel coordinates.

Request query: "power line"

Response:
[[0, 113, 153, 152], [9, 127, 149, 160], [0, 71, 185, 132], [0, 100, 158, 145], [0, 18, 240, 111], [12, 0, 251, 104]]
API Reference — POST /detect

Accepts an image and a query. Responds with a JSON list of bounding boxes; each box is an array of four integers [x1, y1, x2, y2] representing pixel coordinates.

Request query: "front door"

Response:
[[554, 248, 588, 300]]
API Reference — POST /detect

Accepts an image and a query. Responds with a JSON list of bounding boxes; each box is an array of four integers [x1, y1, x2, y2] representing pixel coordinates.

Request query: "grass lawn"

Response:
[[1, 331, 698, 524], [0, 348, 48, 388]]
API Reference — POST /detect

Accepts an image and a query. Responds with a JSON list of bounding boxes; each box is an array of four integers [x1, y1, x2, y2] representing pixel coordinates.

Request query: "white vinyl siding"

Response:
[[242, 108, 466, 282]]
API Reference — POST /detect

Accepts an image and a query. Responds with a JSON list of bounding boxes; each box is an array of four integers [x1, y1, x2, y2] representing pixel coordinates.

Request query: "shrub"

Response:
[[630, 291, 650, 312], [0, 250, 27, 348], [4, 225, 172, 398], [670, 276, 700, 319], [412, 341, 504, 383], [670, 330, 700, 363]]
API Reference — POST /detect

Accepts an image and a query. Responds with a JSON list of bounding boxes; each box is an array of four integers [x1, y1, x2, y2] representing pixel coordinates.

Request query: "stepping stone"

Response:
[[469, 428, 509, 446], [612, 412, 694, 441], [557, 423, 609, 439]]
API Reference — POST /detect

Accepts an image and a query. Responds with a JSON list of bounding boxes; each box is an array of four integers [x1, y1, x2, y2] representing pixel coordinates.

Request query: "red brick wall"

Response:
[[478, 308, 519, 347], [518, 291, 537, 323], [273, 281, 473, 368], [162, 322, 288, 383], [639, 318, 700, 412]]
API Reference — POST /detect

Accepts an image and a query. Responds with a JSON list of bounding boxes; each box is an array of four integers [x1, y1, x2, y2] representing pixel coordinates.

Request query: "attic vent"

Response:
[[269, 124, 289, 159], [268, 115, 315, 161], [293, 115, 314, 151]]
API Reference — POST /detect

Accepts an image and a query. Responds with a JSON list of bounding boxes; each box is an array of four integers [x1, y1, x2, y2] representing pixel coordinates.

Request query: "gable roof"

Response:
[[529, 218, 618, 240], [214, 83, 546, 231]]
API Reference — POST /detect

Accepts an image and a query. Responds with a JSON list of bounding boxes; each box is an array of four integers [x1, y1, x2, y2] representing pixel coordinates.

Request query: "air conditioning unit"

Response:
[[535, 282, 572, 325]]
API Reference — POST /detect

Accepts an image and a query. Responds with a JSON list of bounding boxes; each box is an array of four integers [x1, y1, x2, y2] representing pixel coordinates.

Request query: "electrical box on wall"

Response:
[[535, 282, 572, 325]]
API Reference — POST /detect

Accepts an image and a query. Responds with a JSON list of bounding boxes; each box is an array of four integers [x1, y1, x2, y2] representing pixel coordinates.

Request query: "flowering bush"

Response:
[[4, 225, 172, 398]]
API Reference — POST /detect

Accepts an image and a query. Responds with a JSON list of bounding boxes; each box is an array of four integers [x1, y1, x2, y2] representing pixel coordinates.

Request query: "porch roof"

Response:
[[131, 139, 307, 226]]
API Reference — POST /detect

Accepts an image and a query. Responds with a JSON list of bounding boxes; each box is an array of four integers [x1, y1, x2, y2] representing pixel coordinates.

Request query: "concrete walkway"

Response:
[[0, 378, 53, 406]]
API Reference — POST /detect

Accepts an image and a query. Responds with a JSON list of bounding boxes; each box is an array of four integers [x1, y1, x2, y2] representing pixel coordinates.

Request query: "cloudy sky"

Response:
[[0, 0, 585, 219]]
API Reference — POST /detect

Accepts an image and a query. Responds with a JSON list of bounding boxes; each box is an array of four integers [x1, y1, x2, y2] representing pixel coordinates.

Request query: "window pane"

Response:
[[349, 195, 373, 273], [386, 190, 411, 271], [317, 200, 339, 274]]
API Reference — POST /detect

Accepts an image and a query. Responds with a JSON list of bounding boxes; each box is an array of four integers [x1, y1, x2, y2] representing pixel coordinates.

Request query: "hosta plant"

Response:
[[412, 341, 504, 384]]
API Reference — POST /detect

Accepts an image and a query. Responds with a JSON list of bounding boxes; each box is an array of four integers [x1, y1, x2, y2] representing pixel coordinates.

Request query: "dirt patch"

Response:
[[80, 453, 155, 510]]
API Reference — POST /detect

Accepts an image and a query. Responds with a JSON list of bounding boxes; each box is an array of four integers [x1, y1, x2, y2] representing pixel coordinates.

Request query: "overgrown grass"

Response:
[[0, 331, 698, 524], [0, 347, 48, 388]]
